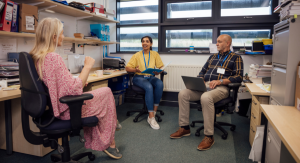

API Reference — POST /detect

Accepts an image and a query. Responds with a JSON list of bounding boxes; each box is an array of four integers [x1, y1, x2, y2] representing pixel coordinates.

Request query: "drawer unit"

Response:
[[84, 80, 108, 92], [249, 95, 269, 146], [249, 118, 258, 146]]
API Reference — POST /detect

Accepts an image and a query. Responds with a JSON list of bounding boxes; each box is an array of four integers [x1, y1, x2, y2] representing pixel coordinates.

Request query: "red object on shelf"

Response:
[[0, 0, 13, 32]]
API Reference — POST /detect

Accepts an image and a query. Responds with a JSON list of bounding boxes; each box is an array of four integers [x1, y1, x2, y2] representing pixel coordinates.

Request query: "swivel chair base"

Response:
[[51, 135, 96, 163], [190, 120, 236, 140], [126, 107, 164, 122]]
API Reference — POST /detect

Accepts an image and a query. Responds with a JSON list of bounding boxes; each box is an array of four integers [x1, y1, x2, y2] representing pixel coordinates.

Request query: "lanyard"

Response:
[[143, 51, 150, 70], [218, 51, 231, 67]]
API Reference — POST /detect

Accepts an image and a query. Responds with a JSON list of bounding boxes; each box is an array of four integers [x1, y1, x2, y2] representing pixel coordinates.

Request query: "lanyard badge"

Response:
[[143, 51, 150, 70], [217, 51, 231, 74]]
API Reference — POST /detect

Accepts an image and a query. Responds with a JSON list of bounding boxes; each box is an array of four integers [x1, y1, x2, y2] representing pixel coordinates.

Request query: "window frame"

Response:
[[116, 0, 279, 54], [162, 0, 216, 24], [218, 25, 274, 50], [162, 25, 216, 52]]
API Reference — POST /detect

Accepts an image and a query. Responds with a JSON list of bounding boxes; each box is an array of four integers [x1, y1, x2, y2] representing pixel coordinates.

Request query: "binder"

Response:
[[11, 2, 19, 32], [0, 0, 13, 32]]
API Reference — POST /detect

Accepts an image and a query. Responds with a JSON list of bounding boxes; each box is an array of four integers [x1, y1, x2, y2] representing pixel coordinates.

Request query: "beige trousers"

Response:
[[178, 86, 229, 135]]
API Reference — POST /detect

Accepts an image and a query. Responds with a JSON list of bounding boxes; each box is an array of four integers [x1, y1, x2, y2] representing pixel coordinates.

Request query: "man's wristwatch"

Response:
[[220, 79, 223, 85]]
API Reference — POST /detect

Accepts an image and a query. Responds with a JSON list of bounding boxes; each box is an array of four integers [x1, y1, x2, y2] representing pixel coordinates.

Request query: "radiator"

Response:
[[163, 65, 202, 92]]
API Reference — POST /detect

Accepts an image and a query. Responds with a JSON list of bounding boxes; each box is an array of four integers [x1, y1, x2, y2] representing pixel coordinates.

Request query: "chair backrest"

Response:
[[19, 52, 47, 118]]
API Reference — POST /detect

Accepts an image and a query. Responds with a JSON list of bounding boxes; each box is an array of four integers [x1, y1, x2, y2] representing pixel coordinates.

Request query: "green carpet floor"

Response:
[[0, 103, 253, 163]]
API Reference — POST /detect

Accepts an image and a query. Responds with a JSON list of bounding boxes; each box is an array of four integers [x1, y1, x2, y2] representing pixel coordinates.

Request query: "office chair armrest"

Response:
[[59, 94, 93, 103], [228, 83, 241, 88], [160, 71, 167, 82], [59, 94, 94, 136]]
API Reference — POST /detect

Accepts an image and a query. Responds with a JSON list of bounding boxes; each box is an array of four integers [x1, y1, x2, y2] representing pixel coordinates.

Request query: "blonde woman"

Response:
[[29, 17, 122, 159]]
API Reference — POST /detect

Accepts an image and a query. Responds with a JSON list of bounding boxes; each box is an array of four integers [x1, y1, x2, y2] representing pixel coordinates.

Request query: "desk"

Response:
[[245, 83, 270, 146], [0, 70, 127, 156], [245, 83, 270, 96], [260, 105, 299, 163]]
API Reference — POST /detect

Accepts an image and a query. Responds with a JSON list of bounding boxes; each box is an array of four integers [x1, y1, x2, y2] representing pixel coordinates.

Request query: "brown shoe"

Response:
[[197, 136, 215, 151], [170, 128, 190, 139]]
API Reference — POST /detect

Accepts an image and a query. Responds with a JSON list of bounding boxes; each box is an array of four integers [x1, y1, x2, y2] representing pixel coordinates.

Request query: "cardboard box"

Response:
[[19, 4, 38, 33], [295, 62, 300, 111]]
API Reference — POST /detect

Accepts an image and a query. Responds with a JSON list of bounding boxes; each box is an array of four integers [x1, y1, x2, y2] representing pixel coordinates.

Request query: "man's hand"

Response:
[[209, 80, 222, 89], [135, 66, 142, 73]]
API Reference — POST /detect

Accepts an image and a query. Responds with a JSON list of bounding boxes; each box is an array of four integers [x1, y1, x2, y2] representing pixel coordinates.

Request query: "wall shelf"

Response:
[[0, 31, 119, 45], [12, 0, 119, 23]]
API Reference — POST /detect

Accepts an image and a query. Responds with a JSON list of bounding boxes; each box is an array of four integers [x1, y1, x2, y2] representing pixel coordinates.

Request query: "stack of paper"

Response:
[[280, 2, 300, 21], [248, 64, 272, 78]]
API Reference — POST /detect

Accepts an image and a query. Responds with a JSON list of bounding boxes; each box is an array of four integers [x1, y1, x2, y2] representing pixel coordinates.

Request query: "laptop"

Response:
[[182, 76, 207, 92]]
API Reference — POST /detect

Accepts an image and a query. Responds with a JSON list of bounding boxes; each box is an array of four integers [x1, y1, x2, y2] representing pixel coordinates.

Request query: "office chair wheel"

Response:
[[222, 134, 227, 140], [133, 118, 138, 122], [190, 122, 195, 127], [126, 112, 130, 116], [88, 154, 96, 161], [160, 111, 164, 115], [230, 126, 236, 131], [157, 118, 162, 122], [195, 132, 200, 137]]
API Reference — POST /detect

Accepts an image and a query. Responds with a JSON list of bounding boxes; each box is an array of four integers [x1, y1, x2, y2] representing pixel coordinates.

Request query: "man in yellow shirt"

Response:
[[126, 36, 164, 130]]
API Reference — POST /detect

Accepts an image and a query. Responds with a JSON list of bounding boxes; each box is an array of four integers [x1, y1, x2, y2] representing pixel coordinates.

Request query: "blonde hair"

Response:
[[29, 17, 63, 80]]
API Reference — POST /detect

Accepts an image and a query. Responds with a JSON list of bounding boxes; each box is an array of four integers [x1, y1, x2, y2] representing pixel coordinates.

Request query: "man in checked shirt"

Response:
[[170, 34, 244, 151]]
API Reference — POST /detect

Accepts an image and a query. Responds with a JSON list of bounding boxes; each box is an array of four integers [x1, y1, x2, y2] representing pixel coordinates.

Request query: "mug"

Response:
[[94, 70, 103, 77]]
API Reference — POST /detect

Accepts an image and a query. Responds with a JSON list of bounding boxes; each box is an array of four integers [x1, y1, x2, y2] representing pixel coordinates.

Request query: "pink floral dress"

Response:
[[40, 52, 117, 151]]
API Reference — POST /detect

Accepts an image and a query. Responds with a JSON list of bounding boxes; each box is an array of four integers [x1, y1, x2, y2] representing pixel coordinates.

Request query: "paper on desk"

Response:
[[209, 43, 233, 54], [0, 39, 17, 60]]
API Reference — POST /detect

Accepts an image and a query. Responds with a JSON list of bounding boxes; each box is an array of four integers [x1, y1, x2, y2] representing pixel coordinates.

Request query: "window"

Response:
[[220, 29, 271, 47], [120, 26, 158, 51], [167, 1, 212, 19], [221, 0, 272, 17], [119, 0, 158, 25], [116, 0, 278, 53], [166, 29, 213, 48]]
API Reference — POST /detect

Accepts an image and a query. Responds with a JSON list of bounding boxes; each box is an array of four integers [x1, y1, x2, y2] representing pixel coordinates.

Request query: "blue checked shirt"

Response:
[[198, 51, 244, 83]]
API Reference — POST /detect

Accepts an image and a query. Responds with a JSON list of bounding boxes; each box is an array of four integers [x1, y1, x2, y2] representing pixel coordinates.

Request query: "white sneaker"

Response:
[[147, 116, 160, 130], [154, 111, 157, 117]]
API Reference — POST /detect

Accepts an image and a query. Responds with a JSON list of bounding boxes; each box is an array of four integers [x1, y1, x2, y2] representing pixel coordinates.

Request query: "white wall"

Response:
[[112, 53, 272, 75]]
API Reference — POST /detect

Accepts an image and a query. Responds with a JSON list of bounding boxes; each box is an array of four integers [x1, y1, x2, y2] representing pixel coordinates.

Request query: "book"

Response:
[[141, 62, 171, 75]]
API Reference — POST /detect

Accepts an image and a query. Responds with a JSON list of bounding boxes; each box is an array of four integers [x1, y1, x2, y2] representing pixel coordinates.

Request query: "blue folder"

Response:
[[142, 68, 163, 76]]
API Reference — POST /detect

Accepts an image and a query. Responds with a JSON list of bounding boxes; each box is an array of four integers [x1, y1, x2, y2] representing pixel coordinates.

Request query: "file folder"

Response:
[[11, 2, 19, 32], [0, 0, 13, 32]]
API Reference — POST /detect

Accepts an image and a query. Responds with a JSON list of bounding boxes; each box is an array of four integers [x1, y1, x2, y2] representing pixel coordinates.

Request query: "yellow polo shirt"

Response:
[[126, 50, 164, 75]]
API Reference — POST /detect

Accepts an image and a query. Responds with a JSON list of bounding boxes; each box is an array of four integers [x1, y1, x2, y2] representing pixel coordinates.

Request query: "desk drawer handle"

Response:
[[253, 101, 257, 105], [250, 126, 255, 133], [251, 113, 256, 119]]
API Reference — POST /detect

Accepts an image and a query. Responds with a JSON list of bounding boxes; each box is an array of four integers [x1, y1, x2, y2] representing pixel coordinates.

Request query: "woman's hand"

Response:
[[153, 70, 164, 76], [85, 82, 88, 87], [84, 56, 95, 69], [135, 66, 142, 73]]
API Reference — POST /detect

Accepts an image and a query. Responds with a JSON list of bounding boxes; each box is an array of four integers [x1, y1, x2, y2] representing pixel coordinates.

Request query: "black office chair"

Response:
[[126, 72, 167, 122], [19, 52, 98, 163], [190, 83, 241, 140]]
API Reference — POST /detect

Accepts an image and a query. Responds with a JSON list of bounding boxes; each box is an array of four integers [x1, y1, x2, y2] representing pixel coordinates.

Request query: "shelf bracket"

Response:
[[76, 16, 93, 20], [28, 2, 45, 6], [38, 5, 57, 12]]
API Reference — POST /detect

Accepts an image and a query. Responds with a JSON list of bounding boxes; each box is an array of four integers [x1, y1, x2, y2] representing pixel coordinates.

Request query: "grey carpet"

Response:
[[72, 104, 236, 163], [0, 103, 253, 163]]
